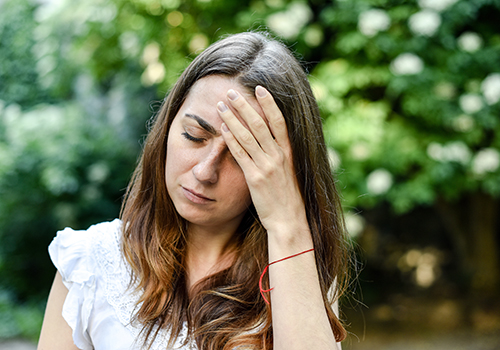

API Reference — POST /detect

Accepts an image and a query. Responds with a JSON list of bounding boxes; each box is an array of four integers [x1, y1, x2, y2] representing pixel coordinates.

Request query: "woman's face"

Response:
[[165, 75, 258, 233]]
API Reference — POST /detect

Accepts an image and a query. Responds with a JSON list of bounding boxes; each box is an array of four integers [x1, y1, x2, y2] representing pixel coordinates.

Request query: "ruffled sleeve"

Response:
[[49, 225, 97, 350]]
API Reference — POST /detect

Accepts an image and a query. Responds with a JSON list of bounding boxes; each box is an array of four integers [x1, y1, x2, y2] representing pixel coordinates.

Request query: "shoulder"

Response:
[[45, 220, 123, 348], [48, 219, 123, 287], [50, 219, 122, 247]]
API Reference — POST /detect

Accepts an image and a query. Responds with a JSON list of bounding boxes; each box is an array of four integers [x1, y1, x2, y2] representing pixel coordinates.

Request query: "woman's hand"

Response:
[[217, 86, 310, 245], [217, 86, 338, 349]]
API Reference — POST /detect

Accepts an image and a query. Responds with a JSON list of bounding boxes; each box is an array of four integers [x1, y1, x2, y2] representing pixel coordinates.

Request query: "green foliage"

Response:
[[0, 0, 331, 304], [1, 0, 500, 337], [0, 290, 43, 341], [312, 0, 500, 213], [0, 1, 48, 107], [0, 99, 139, 299], [0, 0, 149, 301]]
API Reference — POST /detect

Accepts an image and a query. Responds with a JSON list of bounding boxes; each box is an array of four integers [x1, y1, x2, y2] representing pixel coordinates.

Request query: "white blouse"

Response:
[[49, 220, 196, 350]]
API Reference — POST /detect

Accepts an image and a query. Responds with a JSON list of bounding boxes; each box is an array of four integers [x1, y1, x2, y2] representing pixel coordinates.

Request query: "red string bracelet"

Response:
[[259, 248, 315, 305]]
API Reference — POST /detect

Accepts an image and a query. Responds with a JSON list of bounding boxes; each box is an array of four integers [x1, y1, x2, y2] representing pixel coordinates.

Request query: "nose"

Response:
[[192, 143, 225, 184]]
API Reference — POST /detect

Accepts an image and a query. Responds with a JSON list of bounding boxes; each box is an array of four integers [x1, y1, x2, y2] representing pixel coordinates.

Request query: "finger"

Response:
[[220, 122, 256, 174], [254, 86, 290, 150], [226, 89, 277, 154], [217, 101, 266, 163]]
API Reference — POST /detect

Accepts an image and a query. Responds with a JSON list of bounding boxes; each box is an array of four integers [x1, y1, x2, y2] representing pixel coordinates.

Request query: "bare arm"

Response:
[[266, 226, 340, 349], [38, 272, 79, 350], [219, 86, 340, 349]]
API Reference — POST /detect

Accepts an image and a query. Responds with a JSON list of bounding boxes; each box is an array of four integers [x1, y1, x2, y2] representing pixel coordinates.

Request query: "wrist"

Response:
[[266, 220, 314, 261], [259, 247, 315, 304]]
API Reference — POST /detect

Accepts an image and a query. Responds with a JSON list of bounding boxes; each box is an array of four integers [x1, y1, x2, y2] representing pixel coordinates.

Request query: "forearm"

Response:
[[217, 84, 342, 348], [266, 225, 338, 350]]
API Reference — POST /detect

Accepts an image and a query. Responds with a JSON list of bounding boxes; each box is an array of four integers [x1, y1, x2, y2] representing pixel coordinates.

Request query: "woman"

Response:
[[38, 31, 350, 350]]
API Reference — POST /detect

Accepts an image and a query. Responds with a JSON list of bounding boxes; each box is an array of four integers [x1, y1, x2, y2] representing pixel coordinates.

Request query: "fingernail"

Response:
[[227, 89, 239, 101], [256, 85, 267, 98], [217, 101, 228, 112], [221, 123, 229, 132]]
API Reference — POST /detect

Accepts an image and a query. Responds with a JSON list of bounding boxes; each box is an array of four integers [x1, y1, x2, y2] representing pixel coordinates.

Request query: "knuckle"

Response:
[[273, 115, 287, 129], [260, 161, 276, 177], [239, 131, 253, 144], [252, 119, 267, 132], [249, 172, 265, 185], [234, 147, 247, 159]]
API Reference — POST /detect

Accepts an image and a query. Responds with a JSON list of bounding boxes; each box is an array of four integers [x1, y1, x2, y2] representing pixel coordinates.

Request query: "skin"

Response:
[[37, 272, 79, 350], [165, 76, 257, 289], [38, 75, 341, 349], [216, 78, 340, 349]]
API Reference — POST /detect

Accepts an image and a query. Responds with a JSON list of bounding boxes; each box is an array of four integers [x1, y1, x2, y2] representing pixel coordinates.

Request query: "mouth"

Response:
[[182, 187, 215, 203]]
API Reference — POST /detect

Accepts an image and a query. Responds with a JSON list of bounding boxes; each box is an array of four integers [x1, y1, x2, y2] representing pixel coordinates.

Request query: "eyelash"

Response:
[[182, 132, 205, 143]]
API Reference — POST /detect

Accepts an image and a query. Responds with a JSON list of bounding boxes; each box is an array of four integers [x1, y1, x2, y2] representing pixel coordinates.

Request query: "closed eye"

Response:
[[182, 132, 205, 143]]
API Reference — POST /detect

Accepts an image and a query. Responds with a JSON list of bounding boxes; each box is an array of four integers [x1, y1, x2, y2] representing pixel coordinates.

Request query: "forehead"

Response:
[[186, 75, 252, 105], [179, 75, 265, 124], [189, 75, 243, 96]]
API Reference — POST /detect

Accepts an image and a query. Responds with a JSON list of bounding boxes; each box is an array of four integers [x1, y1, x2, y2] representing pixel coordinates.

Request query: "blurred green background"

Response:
[[1, 0, 499, 348]]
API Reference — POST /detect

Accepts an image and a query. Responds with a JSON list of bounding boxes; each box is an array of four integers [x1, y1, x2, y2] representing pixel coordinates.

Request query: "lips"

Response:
[[182, 187, 215, 204]]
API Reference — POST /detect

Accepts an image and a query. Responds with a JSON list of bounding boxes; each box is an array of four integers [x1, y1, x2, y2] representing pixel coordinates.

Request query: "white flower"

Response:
[[141, 62, 165, 86], [142, 42, 160, 65], [409, 10, 441, 37], [119, 31, 140, 57], [427, 142, 443, 161], [444, 141, 472, 164], [87, 162, 110, 183], [418, 0, 459, 12], [367, 168, 393, 195], [472, 148, 500, 175], [350, 142, 371, 160], [267, 2, 313, 40], [434, 81, 456, 100], [304, 25, 324, 47], [457, 32, 483, 52], [358, 9, 391, 37], [427, 141, 471, 164], [188, 33, 209, 53], [459, 94, 483, 114], [481, 73, 500, 105], [390, 53, 424, 75], [452, 115, 475, 132], [345, 212, 366, 239]]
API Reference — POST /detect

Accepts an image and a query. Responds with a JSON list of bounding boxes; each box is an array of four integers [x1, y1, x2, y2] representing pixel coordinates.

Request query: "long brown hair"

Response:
[[120, 31, 350, 349]]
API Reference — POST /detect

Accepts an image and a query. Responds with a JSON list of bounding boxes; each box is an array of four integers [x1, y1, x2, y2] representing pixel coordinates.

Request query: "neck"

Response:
[[185, 223, 240, 292]]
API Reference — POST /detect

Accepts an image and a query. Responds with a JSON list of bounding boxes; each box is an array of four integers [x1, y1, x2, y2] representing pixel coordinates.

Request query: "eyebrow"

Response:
[[184, 113, 220, 136]]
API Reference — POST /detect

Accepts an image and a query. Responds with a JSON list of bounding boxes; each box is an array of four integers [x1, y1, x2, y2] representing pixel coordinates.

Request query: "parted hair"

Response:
[[120, 31, 349, 349]]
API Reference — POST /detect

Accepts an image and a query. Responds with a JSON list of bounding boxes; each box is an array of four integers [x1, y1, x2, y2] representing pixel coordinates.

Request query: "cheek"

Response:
[[165, 140, 175, 182], [165, 141, 191, 188], [225, 167, 251, 202], [166, 138, 196, 174]]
